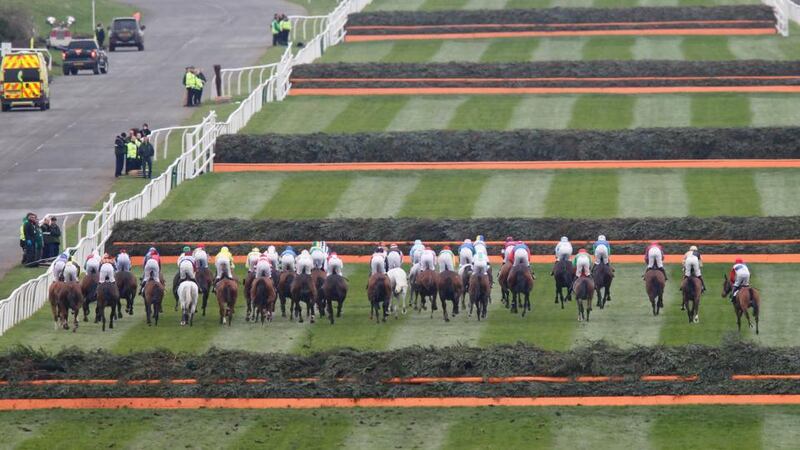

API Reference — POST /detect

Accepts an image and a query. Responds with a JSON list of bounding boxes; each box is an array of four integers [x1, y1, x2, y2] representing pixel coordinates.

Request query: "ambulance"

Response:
[[1, 51, 50, 111]]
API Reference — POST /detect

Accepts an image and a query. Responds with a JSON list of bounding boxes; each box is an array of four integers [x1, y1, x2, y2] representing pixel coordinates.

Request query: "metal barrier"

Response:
[[763, 0, 800, 36], [213, 62, 281, 98], [0, 0, 373, 336]]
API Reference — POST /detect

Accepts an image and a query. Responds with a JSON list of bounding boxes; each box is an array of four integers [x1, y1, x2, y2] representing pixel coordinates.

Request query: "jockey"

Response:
[[139, 247, 160, 294], [247, 247, 261, 273], [513, 241, 531, 267], [327, 252, 344, 276], [370, 246, 386, 275], [192, 244, 209, 269], [555, 237, 573, 262], [116, 249, 131, 272], [280, 246, 296, 272], [683, 245, 705, 292], [729, 258, 750, 302], [255, 255, 272, 278], [474, 235, 488, 258], [573, 249, 592, 277], [143, 247, 160, 269], [99, 261, 116, 283], [178, 246, 197, 285], [101, 252, 116, 268], [410, 239, 424, 264], [85, 250, 101, 273], [459, 239, 475, 268], [63, 261, 79, 282], [592, 235, 611, 265], [214, 246, 235, 281], [296, 250, 313, 275], [52, 251, 70, 281], [473, 250, 489, 275], [310, 242, 327, 271], [387, 244, 403, 270], [503, 237, 516, 264], [420, 246, 436, 271], [438, 246, 456, 272], [265, 245, 280, 269], [644, 241, 667, 280]]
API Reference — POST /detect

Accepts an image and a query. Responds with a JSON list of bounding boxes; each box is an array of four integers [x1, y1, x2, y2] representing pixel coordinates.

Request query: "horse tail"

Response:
[[685, 276, 695, 300], [254, 278, 267, 305], [750, 288, 759, 316]]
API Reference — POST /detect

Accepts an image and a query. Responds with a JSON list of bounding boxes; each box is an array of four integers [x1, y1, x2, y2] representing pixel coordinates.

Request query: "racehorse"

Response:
[[277, 270, 294, 318], [322, 272, 348, 324], [250, 275, 277, 324], [468, 268, 490, 321], [196, 266, 213, 316], [414, 269, 438, 314], [592, 263, 613, 309], [436, 268, 463, 322], [682, 276, 703, 324], [573, 276, 594, 322], [178, 280, 199, 326], [498, 261, 511, 308], [96, 280, 120, 331], [215, 278, 238, 326], [460, 263, 472, 311], [49, 280, 66, 330], [290, 272, 316, 323], [644, 269, 666, 316], [311, 267, 328, 319], [244, 271, 255, 322], [552, 259, 574, 309], [115, 270, 137, 317], [387, 267, 408, 317], [367, 272, 392, 323], [52, 266, 83, 332], [143, 277, 164, 327], [507, 264, 534, 316], [80, 268, 98, 322], [722, 276, 760, 334]]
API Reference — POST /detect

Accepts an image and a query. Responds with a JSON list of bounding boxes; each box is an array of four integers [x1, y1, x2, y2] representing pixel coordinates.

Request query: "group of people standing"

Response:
[[271, 14, 293, 46], [182, 67, 206, 107], [19, 213, 61, 266], [114, 124, 154, 178]]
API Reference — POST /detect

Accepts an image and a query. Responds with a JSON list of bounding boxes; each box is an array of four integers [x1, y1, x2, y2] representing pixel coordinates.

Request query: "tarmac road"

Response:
[[0, 0, 304, 277]]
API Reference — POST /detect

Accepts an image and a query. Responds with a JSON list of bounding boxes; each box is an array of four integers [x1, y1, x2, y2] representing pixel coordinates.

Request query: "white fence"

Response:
[[0, 0, 373, 336], [764, 0, 800, 36]]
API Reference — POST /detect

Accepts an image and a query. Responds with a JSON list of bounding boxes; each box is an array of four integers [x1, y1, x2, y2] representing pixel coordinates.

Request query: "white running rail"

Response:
[[0, 0, 373, 336], [763, 0, 800, 36]]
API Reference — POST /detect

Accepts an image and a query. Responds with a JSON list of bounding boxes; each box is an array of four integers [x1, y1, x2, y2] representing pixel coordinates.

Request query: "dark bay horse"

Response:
[[415, 269, 438, 314], [277, 270, 294, 318], [96, 281, 120, 331], [498, 262, 511, 308], [552, 259, 574, 309], [460, 264, 472, 311], [436, 269, 463, 322], [215, 278, 238, 326], [143, 278, 164, 326], [322, 273, 348, 325], [80, 269, 98, 322], [592, 263, 613, 309], [507, 264, 534, 316], [250, 275, 277, 324], [468, 270, 490, 321], [573, 276, 594, 322], [645, 269, 666, 316], [722, 276, 760, 334], [115, 270, 137, 317], [244, 271, 255, 322], [290, 272, 316, 323], [367, 272, 392, 323], [311, 268, 328, 319], [682, 276, 702, 324]]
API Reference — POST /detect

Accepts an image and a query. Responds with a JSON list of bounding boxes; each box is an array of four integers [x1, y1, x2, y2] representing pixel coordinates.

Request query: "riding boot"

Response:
[[659, 267, 668, 280], [680, 275, 686, 291], [699, 276, 706, 292]]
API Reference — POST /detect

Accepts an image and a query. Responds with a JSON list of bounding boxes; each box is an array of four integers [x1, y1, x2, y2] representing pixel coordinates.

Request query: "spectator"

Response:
[[125, 134, 140, 173], [95, 23, 106, 48], [195, 69, 206, 106], [141, 123, 151, 137], [20, 213, 37, 264], [40, 217, 52, 258], [48, 216, 61, 257], [114, 132, 127, 177], [183, 67, 195, 107], [139, 135, 154, 179], [279, 15, 291, 46], [271, 14, 280, 46]]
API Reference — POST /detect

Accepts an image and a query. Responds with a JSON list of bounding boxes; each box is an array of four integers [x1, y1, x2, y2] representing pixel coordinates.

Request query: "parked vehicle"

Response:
[[62, 39, 109, 75], [109, 17, 145, 51], [1, 51, 50, 111]]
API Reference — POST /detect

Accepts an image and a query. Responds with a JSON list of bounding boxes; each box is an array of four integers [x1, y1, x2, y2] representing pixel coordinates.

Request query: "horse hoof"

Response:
[[694, 315, 699, 323], [402, 308, 407, 315], [749, 323, 754, 329], [578, 316, 583, 322]]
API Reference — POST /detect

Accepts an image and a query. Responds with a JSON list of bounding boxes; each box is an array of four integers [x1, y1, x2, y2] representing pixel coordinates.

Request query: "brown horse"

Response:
[[415, 269, 438, 315], [196, 266, 213, 316], [58, 280, 83, 332], [290, 272, 316, 323], [682, 276, 702, 324], [507, 264, 534, 316], [367, 272, 392, 323], [644, 269, 666, 316], [573, 276, 595, 322], [49, 281, 66, 330], [250, 275, 277, 324], [96, 281, 120, 331], [244, 271, 256, 322], [592, 263, 613, 309], [436, 269, 463, 322], [468, 270, 490, 321], [460, 264, 472, 311], [311, 268, 328, 319], [277, 270, 294, 318], [215, 278, 238, 326], [80, 270, 98, 322], [722, 276, 760, 334], [143, 278, 164, 326], [115, 270, 137, 317], [498, 261, 511, 308], [322, 273, 348, 325], [552, 259, 574, 309]]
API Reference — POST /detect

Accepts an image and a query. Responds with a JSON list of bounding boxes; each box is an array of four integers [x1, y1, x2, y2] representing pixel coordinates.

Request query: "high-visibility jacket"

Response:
[[271, 20, 280, 35], [185, 71, 196, 88], [280, 19, 292, 31], [194, 75, 204, 89], [126, 141, 138, 159]]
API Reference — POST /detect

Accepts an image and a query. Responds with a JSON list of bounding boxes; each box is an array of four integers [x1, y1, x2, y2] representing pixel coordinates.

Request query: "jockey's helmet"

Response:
[[651, 241, 659, 246], [578, 248, 587, 254], [560, 236, 568, 242], [505, 236, 514, 242], [285, 246, 293, 252], [221, 246, 229, 253], [689, 245, 698, 252], [148, 247, 156, 254], [119, 248, 127, 254], [390, 243, 398, 249], [197, 244, 205, 249], [464, 239, 472, 244], [414, 239, 422, 246], [598, 235, 606, 241], [735, 258, 744, 264], [252, 247, 260, 253], [183, 246, 191, 253], [476, 235, 484, 242], [443, 245, 451, 251]]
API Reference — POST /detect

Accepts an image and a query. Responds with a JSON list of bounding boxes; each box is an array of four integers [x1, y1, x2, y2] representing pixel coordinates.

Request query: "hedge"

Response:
[[216, 128, 800, 163]]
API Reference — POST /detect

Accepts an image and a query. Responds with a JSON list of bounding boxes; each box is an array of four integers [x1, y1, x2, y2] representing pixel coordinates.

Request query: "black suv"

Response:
[[62, 39, 109, 75], [109, 17, 145, 51]]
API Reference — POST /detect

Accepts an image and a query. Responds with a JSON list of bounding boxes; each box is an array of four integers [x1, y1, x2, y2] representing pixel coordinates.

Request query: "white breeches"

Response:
[[684, 255, 701, 277], [99, 263, 115, 283], [311, 250, 326, 270], [420, 252, 436, 271], [473, 258, 488, 275], [575, 257, 591, 277], [514, 248, 530, 267], [179, 260, 196, 280], [267, 252, 279, 270], [86, 258, 100, 274], [474, 243, 487, 258], [327, 257, 343, 276], [116, 253, 131, 272], [143, 259, 160, 281], [556, 244, 573, 261], [734, 271, 750, 288], [53, 260, 66, 280], [280, 254, 295, 272], [216, 258, 233, 278], [647, 248, 663, 269], [459, 248, 474, 268], [247, 254, 260, 272], [256, 260, 272, 278], [387, 251, 402, 270], [438, 253, 455, 272], [194, 251, 208, 268], [63, 263, 79, 282], [594, 245, 609, 264], [296, 255, 313, 275], [370, 254, 386, 275]]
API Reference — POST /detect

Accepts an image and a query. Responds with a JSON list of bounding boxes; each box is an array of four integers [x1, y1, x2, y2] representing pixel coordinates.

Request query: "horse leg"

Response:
[[100, 305, 106, 332], [72, 307, 79, 333], [328, 298, 335, 325], [577, 298, 583, 322], [510, 291, 518, 314], [554, 285, 559, 304], [441, 297, 449, 322], [146, 301, 152, 326], [246, 297, 252, 322], [309, 301, 315, 324], [743, 307, 753, 330], [736, 306, 742, 331]]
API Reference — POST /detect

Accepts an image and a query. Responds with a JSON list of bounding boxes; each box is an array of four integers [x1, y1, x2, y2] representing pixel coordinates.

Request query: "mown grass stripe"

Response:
[[651, 406, 765, 450], [762, 409, 800, 449], [367, 0, 426, 11], [325, 97, 410, 133], [749, 94, 800, 127], [618, 170, 688, 217], [381, 41, 443, 63], [448, 96, 522, 130], [752, 265, 796, 347], [148, 173, 284, 220], [343, 410, 451, 450], [444, 407, 554, 449], [685, 169, 761, 217], [473, 171, 553, 218], [632, 95, 692, 128], [320, 41, 394, 63], [464, 0, 509, 8], [569, 267, 664, 348], [330, 174, 420, 218], [509, 96, 577, 129], [386, 97, 467, 131], [632, 37, 684, 60], [689, 94, 752, 128], [594, 0, 638, 6], [553, 409, 654, 450], [386, 296, 488, 349], [505, 0, 552, 6], [681, 36, 734, 60], [16, 411, 150, 449], [231, 410, 353, 449], [420, 0, 470, 10], [728, 35, 792, 61], [754, 170, 800, 217], [399, 172, 490, 218], [568, 95, 636, 129], [431, 40, 491, 63], [256, 173, 352, 219], [482, 38, 541, 63], [531, 38, 586, 61], [582, 36, 636, 60], [241, 97, 349, 134], [544, 171, 620, 218], [125, 410, 260, 449]]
